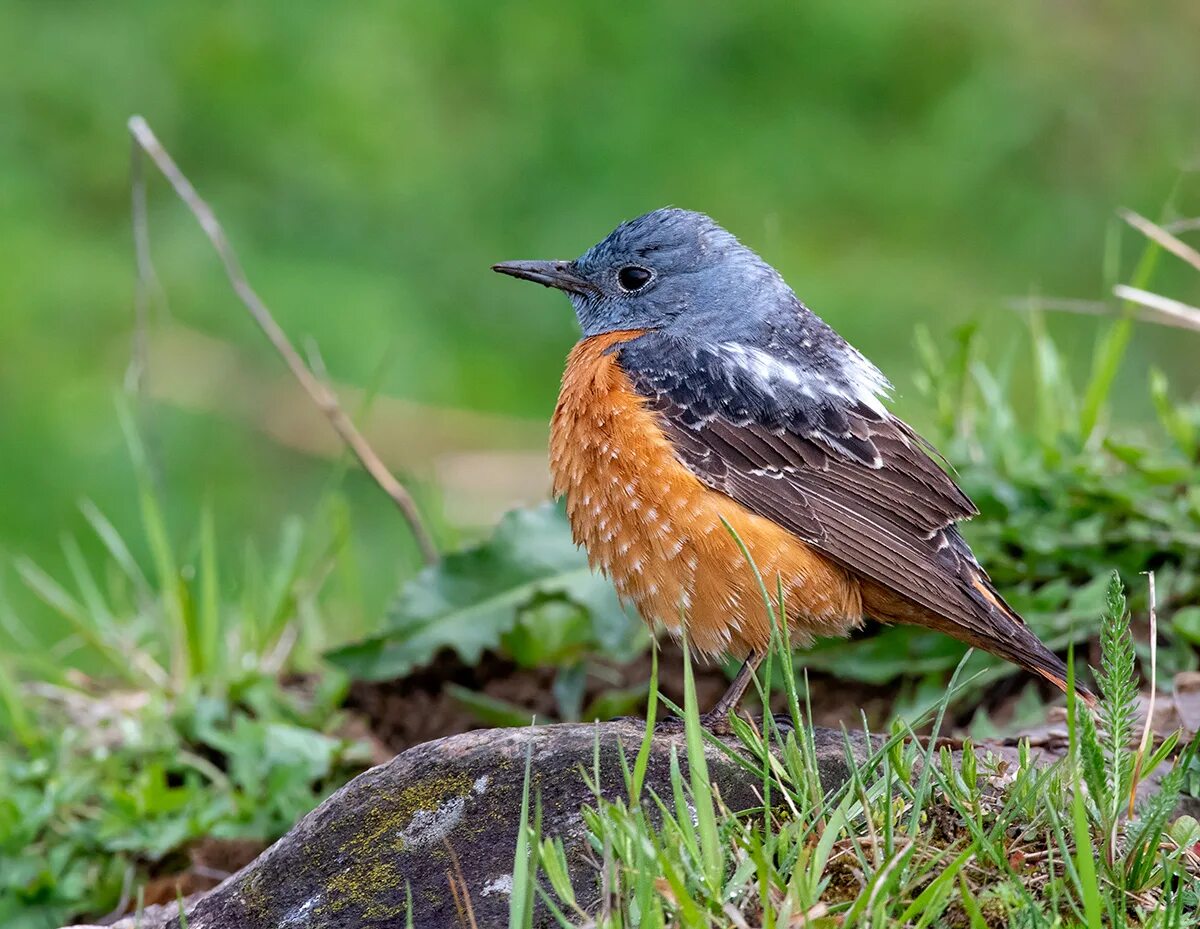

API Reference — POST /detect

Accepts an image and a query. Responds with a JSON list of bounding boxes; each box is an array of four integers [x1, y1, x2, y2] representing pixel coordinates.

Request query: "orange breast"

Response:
[[550, 332, 863, 658]]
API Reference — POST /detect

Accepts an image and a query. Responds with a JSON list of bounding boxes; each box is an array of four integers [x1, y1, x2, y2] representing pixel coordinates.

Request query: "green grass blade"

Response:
[[197, 500, 221, 683], [1067, 646, 1104, 928], [957, 875, 989, 929], [681, 635, 723, 892], [15, 557, 143, 685], [1072, 776, 1103, 927], [0, 650, 35, 747], [119, 403, 188, 687], [445, 683, 536, 727], [261, 516, 305, 644], [79, 499, 153, 599], [1080, 221, 1163, 442], [901, 845, 973, 928], [509, 742, 536, 928], [61, 535, 118, 637], [905, 650, 972, 841], [630, 647, 659, 802]]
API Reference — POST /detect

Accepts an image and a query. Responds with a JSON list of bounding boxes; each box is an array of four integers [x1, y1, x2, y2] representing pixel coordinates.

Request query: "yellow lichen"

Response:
[[323, 859, 407, 921], [338, 770, 477, 857]]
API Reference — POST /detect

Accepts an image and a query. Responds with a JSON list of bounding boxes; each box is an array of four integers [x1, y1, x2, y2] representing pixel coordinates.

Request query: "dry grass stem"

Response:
[[1130, 572, 1159, 816], [1163, 217, 1200, 235], [125, 115, 438, 565], [1112, 285, 1200, 333], [1119, 207, 1200, 273], [1007, 296, 1112, 317]]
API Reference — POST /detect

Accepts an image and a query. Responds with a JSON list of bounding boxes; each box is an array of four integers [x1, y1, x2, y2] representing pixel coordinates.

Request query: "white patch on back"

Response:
[[840, 346, 893, 414], [717, 341, 891, 414], [720, 341, 803, 386]]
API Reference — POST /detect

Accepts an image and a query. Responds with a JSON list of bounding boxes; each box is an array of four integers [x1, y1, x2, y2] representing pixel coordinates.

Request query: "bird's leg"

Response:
[[702, 650, 764, 733]]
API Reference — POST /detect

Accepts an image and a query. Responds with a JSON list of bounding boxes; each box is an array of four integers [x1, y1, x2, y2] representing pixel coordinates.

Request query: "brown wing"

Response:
[[656, 391, 1086, 691], [614, 329, 1085, 699], [651, 395, 986, 618]]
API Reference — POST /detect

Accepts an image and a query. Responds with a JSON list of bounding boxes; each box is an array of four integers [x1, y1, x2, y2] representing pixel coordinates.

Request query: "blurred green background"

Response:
[[3, 0, 1199, 650]]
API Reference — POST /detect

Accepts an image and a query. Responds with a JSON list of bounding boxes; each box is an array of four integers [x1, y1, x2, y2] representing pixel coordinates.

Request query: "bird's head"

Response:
[[493, 208, 790, 340]]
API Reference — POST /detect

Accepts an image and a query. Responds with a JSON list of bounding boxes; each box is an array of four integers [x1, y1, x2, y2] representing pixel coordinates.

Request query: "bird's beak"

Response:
[[491, 260, 594, 295]]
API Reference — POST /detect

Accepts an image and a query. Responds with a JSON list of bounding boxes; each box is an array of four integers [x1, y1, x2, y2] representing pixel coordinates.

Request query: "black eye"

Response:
[[617, 265, 653, 292]]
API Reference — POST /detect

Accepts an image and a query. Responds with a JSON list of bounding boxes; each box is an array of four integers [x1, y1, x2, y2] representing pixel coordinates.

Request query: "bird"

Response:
[[493, 208, 1094, 724]]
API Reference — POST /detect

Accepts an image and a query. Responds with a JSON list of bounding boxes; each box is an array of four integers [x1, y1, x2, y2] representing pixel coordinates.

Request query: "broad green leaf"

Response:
[[801, 626, 968, 684], [1170, 606, 1200, 646], [444, 683, 536, 728], [582, 682, 651, 722], [326, 502, 633, 679]]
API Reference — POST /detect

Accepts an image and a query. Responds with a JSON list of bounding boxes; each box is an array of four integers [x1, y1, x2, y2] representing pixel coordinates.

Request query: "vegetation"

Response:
[[337, 217, 1200, 722], [0, 459, 374, 928]]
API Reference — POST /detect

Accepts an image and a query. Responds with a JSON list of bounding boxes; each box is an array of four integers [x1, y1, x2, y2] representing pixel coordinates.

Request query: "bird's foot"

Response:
[[700, 710, 737, 736], [652, 714, 735, 734]]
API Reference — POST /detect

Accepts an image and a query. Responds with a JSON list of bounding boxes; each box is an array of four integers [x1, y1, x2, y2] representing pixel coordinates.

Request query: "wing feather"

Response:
[[617, 335, 990, 629], [609, 316, 1085, 699]]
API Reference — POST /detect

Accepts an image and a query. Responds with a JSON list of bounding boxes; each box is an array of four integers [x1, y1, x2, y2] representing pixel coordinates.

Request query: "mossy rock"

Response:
[[157, 719, 871, 928]]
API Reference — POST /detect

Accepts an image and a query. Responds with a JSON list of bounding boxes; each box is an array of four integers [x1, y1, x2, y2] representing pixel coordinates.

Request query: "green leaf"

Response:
[[550, 663, 587, 721], [503, 598, 593, 668], [1170, 606, 1200, 646], [444, 684, 537, 728], [1169, 815, 1200, 848], [326, 502, 631, 679], [681, 637, 722, 892], [1150, 367, 1197, 456], [802, 626, 968, 684], [582, 682, 650, 723], [509, 744, 536, 929]]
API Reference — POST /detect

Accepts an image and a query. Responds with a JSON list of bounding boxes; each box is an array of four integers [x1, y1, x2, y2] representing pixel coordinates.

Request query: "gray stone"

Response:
[[162, 719, 868, 929]]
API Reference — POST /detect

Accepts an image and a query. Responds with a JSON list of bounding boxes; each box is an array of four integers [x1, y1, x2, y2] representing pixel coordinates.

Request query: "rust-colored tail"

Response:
[[862, 576, 1097, 708]]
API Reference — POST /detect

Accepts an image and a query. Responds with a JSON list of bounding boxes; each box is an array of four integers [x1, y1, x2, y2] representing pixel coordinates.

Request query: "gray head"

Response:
[[493, 208, 794, 341]]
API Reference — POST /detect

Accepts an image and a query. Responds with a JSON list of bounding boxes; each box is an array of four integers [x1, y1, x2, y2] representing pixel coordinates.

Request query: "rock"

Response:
[[157, 719, 870, 929]]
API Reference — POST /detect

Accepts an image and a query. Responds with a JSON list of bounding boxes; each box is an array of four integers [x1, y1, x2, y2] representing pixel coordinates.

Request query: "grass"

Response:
[[0, 426, 375, 929], [799, 212, 1200, 711], [1, 334, 1196, 929], [514, 571, 1200, 927]]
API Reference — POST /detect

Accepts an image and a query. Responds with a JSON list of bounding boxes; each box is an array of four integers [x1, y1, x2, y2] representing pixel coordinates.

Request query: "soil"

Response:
[[138, 838, 267, 909], [346, 642, 900, 755]]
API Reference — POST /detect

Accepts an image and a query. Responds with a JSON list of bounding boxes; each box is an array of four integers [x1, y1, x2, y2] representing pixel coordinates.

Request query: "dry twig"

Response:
[[1006, 297, 1111, 317], [1112, 285, 1200, 333], [1163, 217, 1200, 235], [126, 115, 438, 565], [1009, 292, 1200, 333], [127, 132, 153, 398], [442, 838, 480, 929], [1130, 572, 1159, 816], [1118, 207, 1200, 273]]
